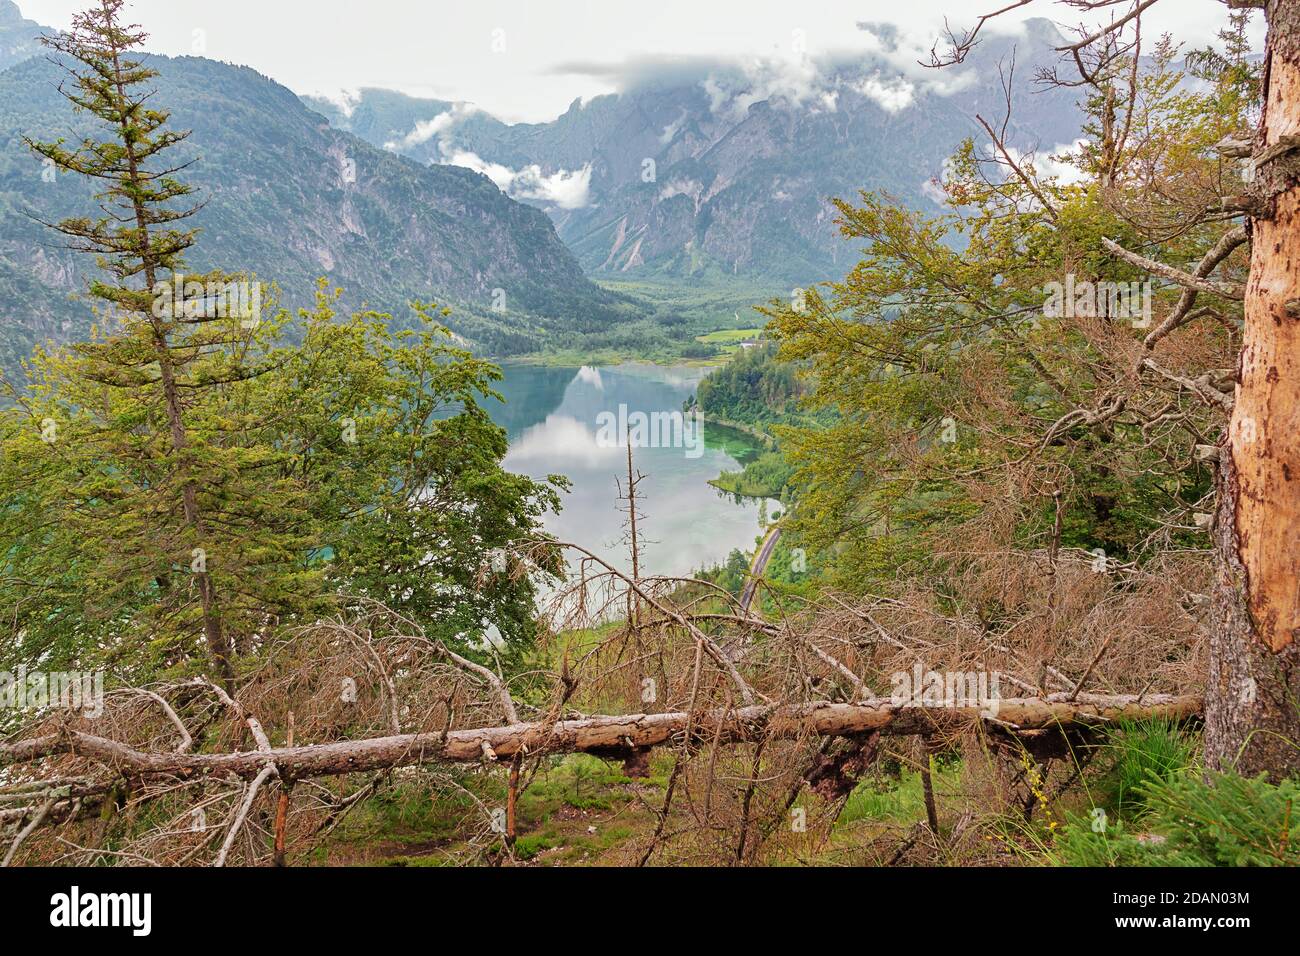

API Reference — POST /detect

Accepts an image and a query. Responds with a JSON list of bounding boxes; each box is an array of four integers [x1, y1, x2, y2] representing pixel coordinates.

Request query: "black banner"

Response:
[[0, 866, 1273, 943]]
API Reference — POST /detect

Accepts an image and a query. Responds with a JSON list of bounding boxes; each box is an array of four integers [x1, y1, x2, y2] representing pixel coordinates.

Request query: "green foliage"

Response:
[[1056, 771, 1300, 867], [1184, 10, 1261, 104], [0, 285, 563, 679], [0, 5, 561, 684], [694, 342, 826, 502], [9, 2, 250, 681], [760, 36, 1250, 596], [699, 549, 755, 596], [267, 285, 565, 655], [1103, 718, 1197, 817], [696, 342, 807, 428], [711, 449, 793, 498], [839, 765, 958, 827]]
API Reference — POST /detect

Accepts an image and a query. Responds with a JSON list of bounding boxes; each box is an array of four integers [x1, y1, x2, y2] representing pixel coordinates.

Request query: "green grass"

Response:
[[330, 778, 473, 849], [694, 328, 767, 357], [514, 831, 562, 860], [1103, 717, 1197, 817], [595, 274, 778, 323], [317, 751, 663, 866], [523, 754, 636, 813], [837, 763, 961, 828], [1048, 719, 1299, 867], [697, 327, 765, 343]]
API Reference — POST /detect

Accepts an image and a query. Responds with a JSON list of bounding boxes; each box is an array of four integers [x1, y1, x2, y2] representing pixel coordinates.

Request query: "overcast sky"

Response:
[[18, 0, 1262, 123]]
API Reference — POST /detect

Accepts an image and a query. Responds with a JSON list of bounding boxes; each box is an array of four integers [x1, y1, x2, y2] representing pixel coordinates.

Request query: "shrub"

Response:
[[1056, 770, 1300, 866]]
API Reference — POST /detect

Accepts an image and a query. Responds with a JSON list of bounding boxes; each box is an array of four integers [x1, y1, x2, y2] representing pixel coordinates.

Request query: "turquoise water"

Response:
[[486, 363, 775, 579]]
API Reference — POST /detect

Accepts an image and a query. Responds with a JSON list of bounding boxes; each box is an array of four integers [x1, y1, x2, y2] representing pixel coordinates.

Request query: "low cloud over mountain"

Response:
[[305, 18, 1083, 287]]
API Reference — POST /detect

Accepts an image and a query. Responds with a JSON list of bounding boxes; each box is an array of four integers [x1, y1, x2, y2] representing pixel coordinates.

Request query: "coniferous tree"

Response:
[[17, 1, 275, 686]]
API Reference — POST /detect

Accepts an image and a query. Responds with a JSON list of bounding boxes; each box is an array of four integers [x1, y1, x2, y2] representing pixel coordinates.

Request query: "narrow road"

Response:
[[739, 524, 781, 613]]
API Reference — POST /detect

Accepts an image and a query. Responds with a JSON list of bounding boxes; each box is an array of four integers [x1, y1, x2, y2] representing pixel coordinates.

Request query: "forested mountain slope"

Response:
[[0, 50, 636, 369]]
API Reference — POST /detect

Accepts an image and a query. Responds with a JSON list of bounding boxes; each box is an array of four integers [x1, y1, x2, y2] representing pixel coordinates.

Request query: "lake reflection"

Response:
[[487, 364, 775, 579]]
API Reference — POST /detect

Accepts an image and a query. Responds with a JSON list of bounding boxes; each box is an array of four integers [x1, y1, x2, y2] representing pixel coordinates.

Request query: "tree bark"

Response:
[[1, 693, 1200, 783], [1207, 0, 1300, 778]]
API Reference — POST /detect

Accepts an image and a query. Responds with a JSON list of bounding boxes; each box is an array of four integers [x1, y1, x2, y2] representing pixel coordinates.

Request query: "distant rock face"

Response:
[[305, 19, 1085, 287], [0, 51, 634, 368], [0, 0, 42, 72]]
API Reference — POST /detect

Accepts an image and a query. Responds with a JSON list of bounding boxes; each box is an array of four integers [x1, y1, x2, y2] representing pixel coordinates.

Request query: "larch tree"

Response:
[[771, 0, 1300, 779], [895, 0, 1300, 780]]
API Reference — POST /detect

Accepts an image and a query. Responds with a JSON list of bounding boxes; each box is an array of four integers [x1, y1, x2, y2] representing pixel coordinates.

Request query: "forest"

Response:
[[0, 0, 1297, 889]]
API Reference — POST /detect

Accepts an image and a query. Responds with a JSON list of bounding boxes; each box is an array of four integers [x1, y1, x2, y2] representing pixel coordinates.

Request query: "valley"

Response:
[[0, 0, 1295, 894]]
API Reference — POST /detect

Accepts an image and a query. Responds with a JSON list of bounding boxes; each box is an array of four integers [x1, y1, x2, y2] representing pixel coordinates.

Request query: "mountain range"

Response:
[[0, 1, 633, 370], [0, 0, 39, 72], [304, 19, 1084, 288], [0, 3, 1089, 370]]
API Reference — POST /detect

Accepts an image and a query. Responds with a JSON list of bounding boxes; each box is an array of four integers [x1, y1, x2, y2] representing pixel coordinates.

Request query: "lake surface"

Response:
[[485, 364, 776, 579]]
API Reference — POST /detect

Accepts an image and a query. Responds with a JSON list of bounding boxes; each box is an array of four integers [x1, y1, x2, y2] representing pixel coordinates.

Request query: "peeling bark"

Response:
[[1208, 446, 1300, 775], [1207, 0, 1300, 778]]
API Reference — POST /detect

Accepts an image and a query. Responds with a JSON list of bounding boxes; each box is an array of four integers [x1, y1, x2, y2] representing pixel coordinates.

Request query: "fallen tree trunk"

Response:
[[1, 693, 1200, 782]]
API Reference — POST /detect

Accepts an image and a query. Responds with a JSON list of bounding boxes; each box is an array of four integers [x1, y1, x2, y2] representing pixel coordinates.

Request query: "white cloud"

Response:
[[920, 176, 946, 205], [385, 112, 453, 150], [441, 149, 595, 210], [702, 56, 836, 120], [660, 109, 689, 144], [384, 103, 480, 150], [922, 70, 978, 97], [1004, 138, 1090, 186], [921, 156, 959, 205], [575, 366, 604, 389], [700, 75, 729, 116], [694, 50, 956, 122], [314, 87, 361, 118], [856, 73, 916, 112], [21, 0, 1257, 124], [378, 104, 593, 209], [658, 179, 699, 201]]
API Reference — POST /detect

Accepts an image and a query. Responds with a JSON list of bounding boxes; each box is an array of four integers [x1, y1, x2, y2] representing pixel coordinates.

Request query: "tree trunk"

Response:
[[107, 38, 235, 691], [1207, 0, 1300, 778], [2, 693, 1200, 783]]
